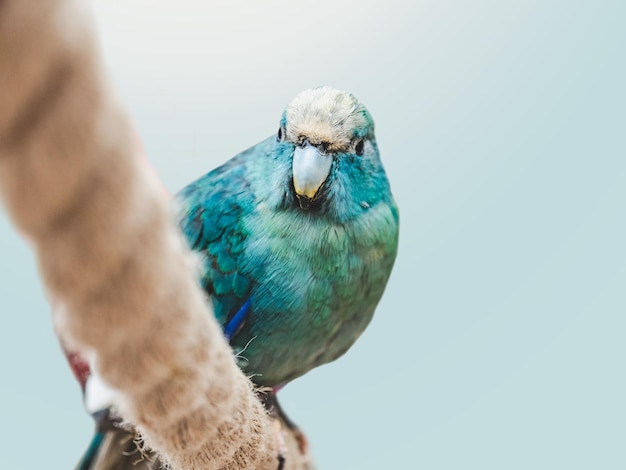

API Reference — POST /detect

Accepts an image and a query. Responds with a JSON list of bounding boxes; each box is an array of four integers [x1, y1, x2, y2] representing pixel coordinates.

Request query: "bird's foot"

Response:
[[257, 388, 309, 459]]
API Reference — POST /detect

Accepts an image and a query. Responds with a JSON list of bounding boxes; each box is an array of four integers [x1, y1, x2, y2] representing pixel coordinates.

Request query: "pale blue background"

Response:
[[1, 0, 624, 468]]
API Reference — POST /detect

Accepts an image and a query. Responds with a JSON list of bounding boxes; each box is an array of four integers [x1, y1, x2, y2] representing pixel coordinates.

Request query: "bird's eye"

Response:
[[355, 139, 365, 156], [277, 125, 288, 142]]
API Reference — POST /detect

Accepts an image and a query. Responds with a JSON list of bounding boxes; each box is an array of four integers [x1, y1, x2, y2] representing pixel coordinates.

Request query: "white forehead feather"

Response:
[[285, 87, 369, 150]]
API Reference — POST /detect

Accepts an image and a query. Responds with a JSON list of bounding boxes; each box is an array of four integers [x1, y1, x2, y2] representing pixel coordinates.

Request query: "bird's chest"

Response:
[[233, 206, 396, 385], [243, 210, 392, 320]]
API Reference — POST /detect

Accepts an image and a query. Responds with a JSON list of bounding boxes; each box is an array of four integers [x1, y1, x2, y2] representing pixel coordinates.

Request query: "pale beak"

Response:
[[292, 143, 332, 201]]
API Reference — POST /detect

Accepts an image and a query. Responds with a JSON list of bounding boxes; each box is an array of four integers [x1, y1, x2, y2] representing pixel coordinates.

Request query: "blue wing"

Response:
[[176, 147, 258, 328]]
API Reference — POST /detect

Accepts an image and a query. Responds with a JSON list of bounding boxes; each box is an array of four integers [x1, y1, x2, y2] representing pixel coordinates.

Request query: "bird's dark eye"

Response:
[[355, 139, 365, 156], [277, 127, 283, 142]]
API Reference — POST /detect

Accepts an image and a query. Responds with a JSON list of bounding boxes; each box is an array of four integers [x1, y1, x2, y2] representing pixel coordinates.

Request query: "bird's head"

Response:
[[273, 87, 390, 221]]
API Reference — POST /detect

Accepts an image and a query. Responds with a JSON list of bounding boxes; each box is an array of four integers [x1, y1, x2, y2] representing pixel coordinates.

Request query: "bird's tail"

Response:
[[76, 409, 160, 470]]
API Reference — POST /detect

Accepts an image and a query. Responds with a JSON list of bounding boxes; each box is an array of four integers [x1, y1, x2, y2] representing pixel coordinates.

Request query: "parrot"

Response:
[[75, 86, 399, 469]]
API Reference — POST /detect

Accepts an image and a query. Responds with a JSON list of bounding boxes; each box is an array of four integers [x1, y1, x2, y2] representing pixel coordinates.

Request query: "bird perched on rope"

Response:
[[76, 86, 398, 469]]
